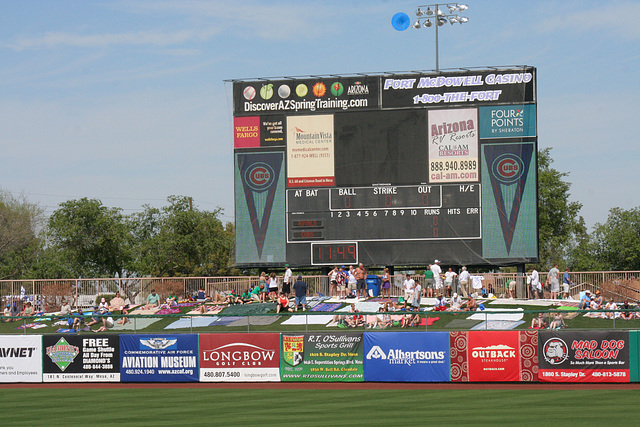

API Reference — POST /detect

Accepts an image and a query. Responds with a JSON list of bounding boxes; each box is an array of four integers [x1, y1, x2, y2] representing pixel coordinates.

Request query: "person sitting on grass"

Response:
[[241, 289, 253, 304], [85, 306, 102, 328], [603, 299, 618, 319], [226, 290, 242, 305], [250, 284, 262, 302], [71, 308, 86, 330], [449, 293, 463, 312], [579, 290, 592, 310], [549, 312, 565, 329], [143, 289, 161, 310], [433, 294, 447, 312], [93, 311, 114, 332], [464, 295, 478, 311], [401, 313, 420, 328], [594, 290, 604, 307], [3, 304, 11, 322], [20, 301, 34, 317], [368, 307, 393, 329], [345, 304, 364, 327], [109, 292, 130, 325], [530, 313, 547, 329], [276, 292, 293, 313], [619, 301, 634, 320]]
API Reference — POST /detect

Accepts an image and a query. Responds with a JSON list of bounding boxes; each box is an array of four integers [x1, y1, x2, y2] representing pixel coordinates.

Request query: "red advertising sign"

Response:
[[199, 333, 280, 382], [234, 116, 260, 148], [467, 331, 520, 382]]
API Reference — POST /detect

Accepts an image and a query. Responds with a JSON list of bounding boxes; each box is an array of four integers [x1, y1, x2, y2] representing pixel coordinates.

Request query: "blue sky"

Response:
[[1, 0, 638, 228]]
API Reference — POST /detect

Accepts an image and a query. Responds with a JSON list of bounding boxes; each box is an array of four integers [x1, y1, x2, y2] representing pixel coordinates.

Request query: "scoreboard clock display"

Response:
[[232, 67, 538, 267]]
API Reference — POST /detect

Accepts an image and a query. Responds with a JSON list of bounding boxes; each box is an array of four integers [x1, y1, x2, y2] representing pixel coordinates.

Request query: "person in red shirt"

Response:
[[276, 292, 293, 313]]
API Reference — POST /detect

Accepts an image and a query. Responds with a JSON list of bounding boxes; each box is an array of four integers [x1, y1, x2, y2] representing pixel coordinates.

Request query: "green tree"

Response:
[[587, 207, 640, 271], [47, 198, 132, 278], [0, 189, 45, 279], [130, 196, 234, 277], [536, 147, 584, 269]]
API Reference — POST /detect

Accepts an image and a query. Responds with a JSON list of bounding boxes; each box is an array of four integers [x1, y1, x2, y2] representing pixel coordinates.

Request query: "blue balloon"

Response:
[[391, 12, 410, 31]]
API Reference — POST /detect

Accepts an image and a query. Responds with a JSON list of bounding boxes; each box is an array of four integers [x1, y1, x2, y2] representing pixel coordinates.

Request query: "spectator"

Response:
[[603, 299, 618, 319], [464, 295, 478, 311], [20, 302, 34, 317], [620, 301, 634, 320], [562, 268, 572, 299], [328, 266, 339, 298], [355, 263, 367, 299], [276, 292, 293, 313], [579, 290, 592, 310], [547, 264, 560, 300], [86, 306, 102, 327], [368, 307, 392, 329], [250, 284, 262, 302], [144, 289, 161, 309], [336, 267, 347, 299], [93, 310, 114, 332], [530, 267, 540, 299], [444, 268, 457, 298], [59, 300, 72, 317], [402, 274, 415, 306], [449, 293, 463, 311], [424, 264, 434, 298], [110, 292, 130, 325], [347, 266, 358, 297], [259, 272, 268, 300], [594, 290, 603, 307], [549, 312, 565, 329], [431, 260, 443, 295], [283, 264, 293, 297], [226, 289, 242, 305], [268, 272, 279, 301], [380, 268, 391, 299], [71, 308, 86, 329], [412, 280, 422, 311], [293, 275, 308, 311], [401, 313, 420, 328], [98, 298, 109, 312], [530, 313, 547, 329], [241, 289, 252, 304], [458, 267, 470, 297], [3, 305, 11, 322], [506, 279, 516, 299], [197, 287, 207, 302], [9, 303, 19, 320], [433, 294, 447, 312], [345, 303, 364, 327]]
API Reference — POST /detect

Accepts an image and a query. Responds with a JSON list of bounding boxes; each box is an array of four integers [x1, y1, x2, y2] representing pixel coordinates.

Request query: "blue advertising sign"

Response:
[[478, 104, 536, 139], [120, 334, 199, 382], [364, 332, 450, 382]]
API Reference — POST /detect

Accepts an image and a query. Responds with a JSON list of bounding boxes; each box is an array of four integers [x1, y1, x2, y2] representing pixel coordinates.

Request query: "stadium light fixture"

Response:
[[410, 3, 470, 71]]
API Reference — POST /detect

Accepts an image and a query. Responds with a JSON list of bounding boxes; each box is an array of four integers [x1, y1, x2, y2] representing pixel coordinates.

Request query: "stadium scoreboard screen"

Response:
[[232, 67, 538, 267]]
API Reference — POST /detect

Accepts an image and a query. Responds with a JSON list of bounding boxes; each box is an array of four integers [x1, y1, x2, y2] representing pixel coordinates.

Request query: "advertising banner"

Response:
[[478, 104, 536, 139], [363, 332, 450, 382], [538, 331, 630, 383], [120, 334, 199, 382], [199, 333, 280, 382], [467, 331, 521, 382], [233, 76, 379, 116], [286, 115, 335, 187], [381, 68, 535, 109], [0, 335, 42, 383], [280, 333, 363, 382], [43, 335, 119, 382], [427, 108, 479, 183]]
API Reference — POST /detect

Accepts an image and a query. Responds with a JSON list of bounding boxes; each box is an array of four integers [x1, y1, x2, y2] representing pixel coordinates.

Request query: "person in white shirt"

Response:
[[449, 293, 462, 311], [431, 260, 443, 293], [458, 267, 470, 297], [403, 274, 415, 304], [530, 268, 540, 299], [444, 268, 457, 298], [283, 265, 293, 296], [328, 266, 338, 298], [603, 299, 618, 319]]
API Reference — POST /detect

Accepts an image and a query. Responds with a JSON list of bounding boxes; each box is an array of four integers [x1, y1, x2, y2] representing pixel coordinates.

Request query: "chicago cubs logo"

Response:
[[491, 153, 524, 184], [244, 163, 275, 192], [542, 338, 569, 365]]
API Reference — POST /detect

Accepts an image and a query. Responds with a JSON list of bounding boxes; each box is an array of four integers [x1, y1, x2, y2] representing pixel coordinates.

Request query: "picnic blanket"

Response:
[[310, 303, 341, 312], [467, 308, 524, 321], [225, 316, 281, 327], [281, 315, 334, 325], [214, 316, 246, 326], [221, 303, 276, 316], [129, 307, 160, 315], [419, 316, 440, 326], [156, 308, 181, 315], [165, 317, 220, 329], [56, 328, 78, 333], [175, 302, 197, 307], [186, 305, 225, 315], [16, 323, 47, 330], [337, 301, 384, 314], [471, 320, 525, 330]]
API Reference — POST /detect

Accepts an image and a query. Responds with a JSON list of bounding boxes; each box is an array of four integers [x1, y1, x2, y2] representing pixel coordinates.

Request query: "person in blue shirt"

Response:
[[579, 290, 591, 310], [562, 268, 572, 299]]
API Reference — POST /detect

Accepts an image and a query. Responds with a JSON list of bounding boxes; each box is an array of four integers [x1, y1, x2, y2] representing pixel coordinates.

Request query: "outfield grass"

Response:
[[1, 388, 638, 425]]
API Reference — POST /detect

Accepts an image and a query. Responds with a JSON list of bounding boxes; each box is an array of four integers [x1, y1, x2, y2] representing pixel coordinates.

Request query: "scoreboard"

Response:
[[232, 67, 538, 267]]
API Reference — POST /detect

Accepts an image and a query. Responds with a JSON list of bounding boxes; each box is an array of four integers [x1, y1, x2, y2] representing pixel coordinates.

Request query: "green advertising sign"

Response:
[[280, 333, 364, 382]]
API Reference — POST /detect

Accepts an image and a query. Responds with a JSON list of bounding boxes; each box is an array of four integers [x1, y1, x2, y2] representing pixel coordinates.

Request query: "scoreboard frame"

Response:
[[231, 66, 538, 268]]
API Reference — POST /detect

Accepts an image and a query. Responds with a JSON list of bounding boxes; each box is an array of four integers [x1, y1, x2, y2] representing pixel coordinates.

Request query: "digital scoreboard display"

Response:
[[232, 67, 538, 267]]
